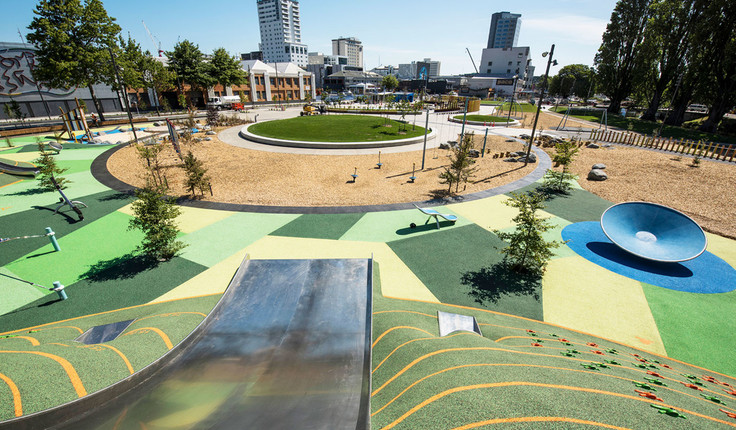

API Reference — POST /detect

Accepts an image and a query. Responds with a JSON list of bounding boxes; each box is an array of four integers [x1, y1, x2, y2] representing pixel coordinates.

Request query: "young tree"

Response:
[[3, 98, 25, 123], [494, 191, 563, 274], [34, 141, 69, 191], [206, 106, 219, 127], [542, 139, 579, 193], [135, 141, 167, 188], [128, 182, 186, 261], [439, 133, 477, 194], [166, 40, 214, 108], [182, 151, 211, 198], [594, 0, 653, 114], [27, 0, 121, 122]]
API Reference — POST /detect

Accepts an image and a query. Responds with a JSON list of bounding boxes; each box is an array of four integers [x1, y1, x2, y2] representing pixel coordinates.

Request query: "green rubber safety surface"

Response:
[[510, 185, 614, 223], [0, 256, 208, 333], [0, 190, 134, 267], [641, 282, 736, 377], [0, 294, 221, 421], [270, 213, 366, 240], [339, 207, 471, 243], [180, 212, 300, 267], [248, 115, 427, 142], [388, 224, 543, 320], [0, 267, 47, 316]]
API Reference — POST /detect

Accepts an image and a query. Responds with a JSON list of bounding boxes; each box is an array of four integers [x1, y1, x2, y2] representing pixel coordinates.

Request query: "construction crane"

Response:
[[466, 48, 479, 74], [142, 20, 163, 57]]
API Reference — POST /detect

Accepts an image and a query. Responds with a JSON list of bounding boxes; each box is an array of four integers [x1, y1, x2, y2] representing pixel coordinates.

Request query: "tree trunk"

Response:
[[698, 99, 730, 133], [607, 94, 624, 115], [640, 85, 664, 122], [87, 84, 106, 122]]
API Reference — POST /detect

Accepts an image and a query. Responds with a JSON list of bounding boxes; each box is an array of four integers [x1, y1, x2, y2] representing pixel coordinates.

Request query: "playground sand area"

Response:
[[107, 132, 533, 206], [554, 144, 736, 239]]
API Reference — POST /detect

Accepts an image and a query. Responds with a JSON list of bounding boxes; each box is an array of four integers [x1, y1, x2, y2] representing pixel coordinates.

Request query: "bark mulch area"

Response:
[[545, 144, 736, 239], [107, 132, 535, 207]]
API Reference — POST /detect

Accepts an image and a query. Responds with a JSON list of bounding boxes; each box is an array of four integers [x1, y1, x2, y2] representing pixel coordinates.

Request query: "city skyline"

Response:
[[1, 0, 618, 76]]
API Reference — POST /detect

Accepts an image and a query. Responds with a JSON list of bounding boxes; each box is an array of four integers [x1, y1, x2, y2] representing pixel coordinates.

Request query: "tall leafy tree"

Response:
[[548, 64, 595, 98], [166, 40, 214, 107], [209, 47, 247, 90], [639, 0, 704, 121], [594, 0, 652, 114], [691, 0, 736, 132], [143, 56, 175, 114], [27, 0, 121, 121]]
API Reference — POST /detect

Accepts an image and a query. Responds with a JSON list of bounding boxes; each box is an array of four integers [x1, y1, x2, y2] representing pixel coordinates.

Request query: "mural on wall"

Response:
[[0, 48, 75, 97]]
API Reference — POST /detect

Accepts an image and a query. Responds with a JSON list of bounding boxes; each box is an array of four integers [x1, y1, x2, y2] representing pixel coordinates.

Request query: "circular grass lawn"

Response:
[[453, 114, 512, 123], [248, 115, 427, 142]]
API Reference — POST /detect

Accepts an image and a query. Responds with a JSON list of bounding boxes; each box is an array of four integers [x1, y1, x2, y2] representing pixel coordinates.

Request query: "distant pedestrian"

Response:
[[90, 113, 99, 127]]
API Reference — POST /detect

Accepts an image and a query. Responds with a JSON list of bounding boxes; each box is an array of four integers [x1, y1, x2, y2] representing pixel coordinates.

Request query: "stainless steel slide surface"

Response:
[[4, 258, 372, 430]]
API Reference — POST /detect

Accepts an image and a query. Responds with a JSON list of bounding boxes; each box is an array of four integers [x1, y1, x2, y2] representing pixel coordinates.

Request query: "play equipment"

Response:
[[0, 273, 67, 300], [51, 176, 86, 221], [0, 159, 39, 176], [48, 140, 63, 153], [58, 98, 92, 144], [0, 227, 60, 251], [413, 204, 457, 229], [376, 151, 382, 169], [165, 118, 182, 160], [437, 310, 482, 337], [350, 167, 358, 182], [600, 202, 707, 262]]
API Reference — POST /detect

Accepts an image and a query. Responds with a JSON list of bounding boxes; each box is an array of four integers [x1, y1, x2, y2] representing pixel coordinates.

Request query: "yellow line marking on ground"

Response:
[[374, 310, 437, 318], [380, 295, 736, 384], [0, 351, 87, 397], [48, 343, 70, 347], [131, 312, 207, 325], [0, 372, 22, 417], [372, 326, 434, 348], [0, 293, 221, 336], [121, 327, 173, 350], [453, 416, 631, 429], [0, 179, 23, 189], [373, 333, 472, 374], [96, 344, 135, 375], [380, 382, 736, 430], [37, 326, 85, 335], [1, 336, 40, 346]]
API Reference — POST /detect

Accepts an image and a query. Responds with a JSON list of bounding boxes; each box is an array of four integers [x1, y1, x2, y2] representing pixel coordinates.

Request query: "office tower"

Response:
[[487, 11, 521, 49], [257, 0, 308, 66], [332, 37, 363, 69]]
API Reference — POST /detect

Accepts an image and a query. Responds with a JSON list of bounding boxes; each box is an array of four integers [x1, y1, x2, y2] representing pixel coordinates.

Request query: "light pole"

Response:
[[524, 44, 556, 167], [506, 74, 518, 125]]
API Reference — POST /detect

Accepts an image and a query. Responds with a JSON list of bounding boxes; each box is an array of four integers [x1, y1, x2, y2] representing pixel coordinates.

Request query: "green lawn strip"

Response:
[[556, 107, 736, 145], [0, 190, 134, 266], [498, 102, 538, 113], [510, 185, 613, 223], [248, 115, 427, 142], [453, 114, 511, 123], [270, 213, 366, 240], [0, 294, 220, 420], [5, 210, 143, 288], [371, 296, 729, 429], [0, 268, 47, 316], [387, 224, 543, 320], [0, 256, 208, 332], [339, 207, 470, 243], [479, 100, 502, 105], [641, 283, 736, 377], [180, 212, 299, 268]]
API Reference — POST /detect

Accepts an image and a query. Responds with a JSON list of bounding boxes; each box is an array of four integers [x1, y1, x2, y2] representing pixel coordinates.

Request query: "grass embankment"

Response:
[[248, 115, 427, 142], [553, 106, 736, 145]]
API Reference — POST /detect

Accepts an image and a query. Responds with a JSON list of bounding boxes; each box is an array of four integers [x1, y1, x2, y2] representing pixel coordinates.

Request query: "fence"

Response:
[[589, 129, 736, 163]]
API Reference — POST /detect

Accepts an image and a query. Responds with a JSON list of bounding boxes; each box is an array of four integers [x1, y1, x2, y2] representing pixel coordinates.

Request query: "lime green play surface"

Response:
[[248, 115, 427, 141]]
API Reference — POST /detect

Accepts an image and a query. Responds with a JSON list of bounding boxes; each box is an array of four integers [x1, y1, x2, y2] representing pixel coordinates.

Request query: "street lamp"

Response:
[[524, 44, 557, 167], [506, 74, 518, 125]]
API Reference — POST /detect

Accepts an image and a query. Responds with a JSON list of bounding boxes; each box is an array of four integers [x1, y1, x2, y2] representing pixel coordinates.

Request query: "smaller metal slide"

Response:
[[0, 160, 38, 177]]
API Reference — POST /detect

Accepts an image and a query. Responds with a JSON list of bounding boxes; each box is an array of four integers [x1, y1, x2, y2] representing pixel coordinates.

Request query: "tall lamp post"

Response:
[[524, 44, 557, 167], [506, 74, 518, 125]]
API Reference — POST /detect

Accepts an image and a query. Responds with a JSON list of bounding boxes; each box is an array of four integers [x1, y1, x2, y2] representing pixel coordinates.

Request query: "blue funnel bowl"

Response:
[[600, 202, 707, 262]]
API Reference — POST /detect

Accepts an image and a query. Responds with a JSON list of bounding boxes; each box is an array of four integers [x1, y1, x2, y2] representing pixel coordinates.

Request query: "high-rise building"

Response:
[[487, 11, 521, 49], [257, 0, 308, 66], [331, 37, 363, 69]]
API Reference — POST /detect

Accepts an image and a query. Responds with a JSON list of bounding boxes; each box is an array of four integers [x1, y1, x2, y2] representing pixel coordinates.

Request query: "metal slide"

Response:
[[0, 160, 39, 176], [2, 258, 372, 430]]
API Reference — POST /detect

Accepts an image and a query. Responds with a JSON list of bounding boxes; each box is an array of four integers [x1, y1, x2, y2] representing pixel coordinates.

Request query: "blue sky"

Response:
[[2, 0, 618, 76]]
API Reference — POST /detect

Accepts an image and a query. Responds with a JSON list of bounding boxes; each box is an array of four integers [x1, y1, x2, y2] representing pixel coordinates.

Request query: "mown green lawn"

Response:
[[453, 114, 511, 123], [248, 115, 427, 142]]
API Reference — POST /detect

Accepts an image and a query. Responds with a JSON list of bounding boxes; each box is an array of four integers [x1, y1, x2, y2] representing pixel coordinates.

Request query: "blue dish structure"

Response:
[[600, 202, 707, 262]]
